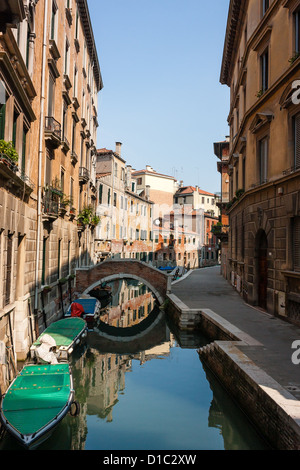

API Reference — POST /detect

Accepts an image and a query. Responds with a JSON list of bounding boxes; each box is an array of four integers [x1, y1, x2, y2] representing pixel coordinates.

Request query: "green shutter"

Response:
[[0, 103, 6, 140]]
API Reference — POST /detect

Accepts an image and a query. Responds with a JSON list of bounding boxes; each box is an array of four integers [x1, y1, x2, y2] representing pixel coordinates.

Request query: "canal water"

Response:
[[0, 278, 270, 450]]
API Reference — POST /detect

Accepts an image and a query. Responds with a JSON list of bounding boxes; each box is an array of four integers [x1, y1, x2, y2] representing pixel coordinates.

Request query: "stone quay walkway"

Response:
[[172, 266, 300, 400]]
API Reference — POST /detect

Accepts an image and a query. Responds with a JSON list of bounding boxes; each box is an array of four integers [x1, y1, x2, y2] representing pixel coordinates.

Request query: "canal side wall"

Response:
[[166, 293, 300, 450], [199, 341, 300, 450]]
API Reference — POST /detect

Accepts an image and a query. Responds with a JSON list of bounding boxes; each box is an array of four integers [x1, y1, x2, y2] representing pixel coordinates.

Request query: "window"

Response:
[[107, 188, 111, 205], [71, 118, 76, 154], [50, 0, 58, 41], [293, 217, 300, 271], [0, 83, 6, 140], [99, 183, 103, 204], [5, 234, 13, 306], [73, 65, 78, 97], [48, 72, 55, 117], [261, 49, 269, 93], [262, 0, 269, 16], [70, 177, 74, 205], [64, 39, 70, 75], [259, 137, 268, 184], [294, 9, 300, 55], [293, 113, 300, 170], [113, 192, 117, 207], [75, 7, 79, 40], [21, 126, 28, 174], [12, 109, 19, 149], [62, 100, 68, 141]]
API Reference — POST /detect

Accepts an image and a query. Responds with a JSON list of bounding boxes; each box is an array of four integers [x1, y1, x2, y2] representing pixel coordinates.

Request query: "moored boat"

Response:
[[30, 317, 87, 362], [0, 363, 78, 449], [65, 297, 101, 329]]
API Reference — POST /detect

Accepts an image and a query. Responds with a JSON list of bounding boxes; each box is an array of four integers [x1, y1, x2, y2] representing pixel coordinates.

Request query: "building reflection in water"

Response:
[[98, 279, 156, 328], [66, 279, 269, 451], [0, 278, 268, 450]]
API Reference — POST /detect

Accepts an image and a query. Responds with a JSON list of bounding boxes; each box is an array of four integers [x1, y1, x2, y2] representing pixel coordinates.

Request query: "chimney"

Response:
[[146, 165, 154, 172], [145, 185, 150, 200], [180, 180, 184, 187], [115, 142, 122, 156], [126, 165, 132, 189]]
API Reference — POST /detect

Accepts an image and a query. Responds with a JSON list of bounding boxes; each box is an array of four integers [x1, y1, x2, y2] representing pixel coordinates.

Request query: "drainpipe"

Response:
[[34, 0, 48, 332]]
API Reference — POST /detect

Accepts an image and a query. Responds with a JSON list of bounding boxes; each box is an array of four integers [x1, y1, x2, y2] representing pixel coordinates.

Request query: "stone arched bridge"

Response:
[[75, 259, 172, 305]]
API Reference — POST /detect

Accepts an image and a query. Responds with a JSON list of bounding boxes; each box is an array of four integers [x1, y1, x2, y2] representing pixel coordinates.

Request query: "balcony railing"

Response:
[[62, 135, 70, 152], [42, 186, 60, 220], [215, 192, 230, 204], [79, 166, 90, 183], [45, 116, 61, 148], [0, 153, 34, 193], [211, 224, 230, 241]]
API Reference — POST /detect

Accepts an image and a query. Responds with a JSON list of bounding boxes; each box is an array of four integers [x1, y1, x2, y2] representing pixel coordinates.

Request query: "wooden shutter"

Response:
[[0, 102, 5, 140]]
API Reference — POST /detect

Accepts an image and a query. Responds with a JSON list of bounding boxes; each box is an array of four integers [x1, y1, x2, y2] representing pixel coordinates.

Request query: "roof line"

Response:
[[220, 0, 246, 86], [77, 0, 103, 91]]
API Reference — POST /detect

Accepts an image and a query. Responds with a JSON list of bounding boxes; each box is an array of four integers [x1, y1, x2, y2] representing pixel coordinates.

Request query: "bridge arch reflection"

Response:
[[85, 276, 168, 354], [83, 273, 164, 305]]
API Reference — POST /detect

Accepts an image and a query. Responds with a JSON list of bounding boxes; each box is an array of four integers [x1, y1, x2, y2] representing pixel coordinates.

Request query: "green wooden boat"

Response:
[[0, 363, 76, 448], [30, 317, 87, 362]]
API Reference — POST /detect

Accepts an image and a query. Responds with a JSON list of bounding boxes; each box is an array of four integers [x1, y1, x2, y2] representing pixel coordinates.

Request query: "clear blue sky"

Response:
[[88, 0, 230, 194]]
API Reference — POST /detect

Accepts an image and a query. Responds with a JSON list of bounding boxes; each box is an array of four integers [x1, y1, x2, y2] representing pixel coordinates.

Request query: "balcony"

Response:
[[0, 0, 26, 32], [71, 150, 78, 165], [0, 153, 34, 197], [61, 135, 70, 153], [215, 192, 230, 206], [79, 166, 89, 184], [211, 224, 229, 242], [45, 116, 61, 148], [42, 187, 61, 221]]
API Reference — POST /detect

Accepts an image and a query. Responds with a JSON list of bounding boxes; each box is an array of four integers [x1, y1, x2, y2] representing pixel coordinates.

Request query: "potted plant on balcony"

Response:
[[0, 140, 19, 170], [90, 213, 100, 229], [59, 194, 73, 215], [77, 205, 92, 230], [69, 206, 76, 219]]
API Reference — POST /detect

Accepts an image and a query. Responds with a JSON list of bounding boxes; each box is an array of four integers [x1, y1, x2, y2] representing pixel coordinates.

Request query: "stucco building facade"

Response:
[[220, 0, 300, 325]]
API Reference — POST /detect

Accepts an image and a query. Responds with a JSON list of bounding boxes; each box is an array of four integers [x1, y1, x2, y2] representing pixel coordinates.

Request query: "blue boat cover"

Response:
[[66, 298, 97, 316]]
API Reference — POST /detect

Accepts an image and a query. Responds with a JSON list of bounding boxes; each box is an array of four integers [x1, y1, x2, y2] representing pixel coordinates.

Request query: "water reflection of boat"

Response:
[[30, 317, 87, 362], [65, 297, 101, 329], [0, 363, 77, 449]]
